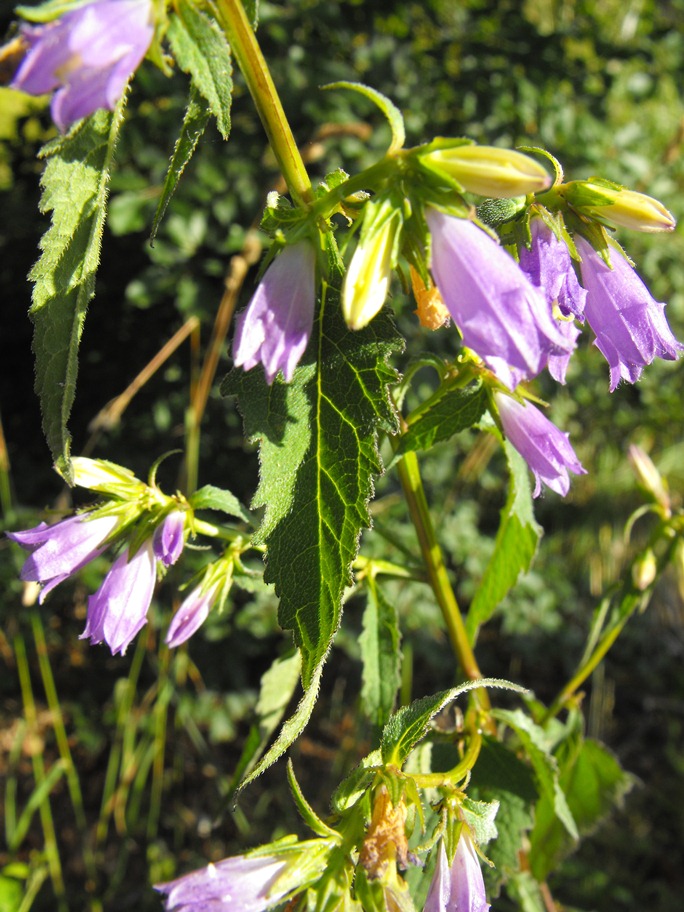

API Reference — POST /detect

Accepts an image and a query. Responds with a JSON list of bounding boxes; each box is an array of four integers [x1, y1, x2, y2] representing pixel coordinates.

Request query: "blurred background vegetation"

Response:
[[1, 0, 684, 909]]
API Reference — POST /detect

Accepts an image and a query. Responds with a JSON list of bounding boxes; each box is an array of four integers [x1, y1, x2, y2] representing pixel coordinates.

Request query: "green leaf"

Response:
[[168, 3, 233, 139], [505, 871, 548, 912], [394, 382, 487, 460], [223, 284, 402, 688], [493, 708, 578, 841], [239, 651, 325, 787], [466, 439, 542, 643], [30, 108, 124, 480], [150, 86, 210, 244], [381, 679, 527, 767], [529, 736, 634, 882], [323, 82, 405, 153], [332, 749, 382, 813], [359, 576, 402, 729], [16, 0, 91, 23], [469, 738, 538, 897], [190, 483, 253, 524]]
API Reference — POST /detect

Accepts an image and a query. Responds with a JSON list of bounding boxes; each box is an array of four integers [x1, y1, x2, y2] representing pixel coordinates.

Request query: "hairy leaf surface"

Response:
[[30, 108, 124, 479]]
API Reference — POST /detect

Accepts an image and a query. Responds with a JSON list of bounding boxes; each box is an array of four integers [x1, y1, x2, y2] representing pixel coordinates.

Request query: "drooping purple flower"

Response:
[[166, 580, 220, 648], [233, 241, 316, 384], [426, 209, 573, 389], [7, 512, 121, 603], [155, 853, 291, 912], [423, 836, 490, 912], [518, 218, 587, 321], [494, 391, 586, 497], [11, 0, 154, 132], [575, 235, 683, 391], [81, 540, 157, 655], [153, 510, 186, 567]]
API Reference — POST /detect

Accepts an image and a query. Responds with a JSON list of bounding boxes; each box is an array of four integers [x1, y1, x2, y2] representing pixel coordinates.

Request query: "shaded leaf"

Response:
[[359, 576, 402, 729], [30, 108, 124, 479], [394, 382, 487, 460]]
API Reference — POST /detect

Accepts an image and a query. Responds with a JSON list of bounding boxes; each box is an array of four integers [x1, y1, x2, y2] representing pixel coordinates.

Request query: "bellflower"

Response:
[[494, 391, 586, 497], [518, 218, 587, 320], [575, 235, 683, 391], [166, 579, 220, 648], [81, 540, 157, 655], [7, 512, 121, 603], [424, 836, 490, 912], [153, 510, 186, 567], [426, 209, 572, 389], [11, 0, 154, 133], [233, 241, 316, 384]]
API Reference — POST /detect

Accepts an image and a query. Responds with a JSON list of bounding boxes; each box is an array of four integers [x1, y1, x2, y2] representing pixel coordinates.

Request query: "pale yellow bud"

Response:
[[420, 145, 551, 198], [343, 210, 400, 330], [70, 457, 146, 495], [632, 549, 657, 591], [628, 444, 670, 515], [563, 181, 675, 232]]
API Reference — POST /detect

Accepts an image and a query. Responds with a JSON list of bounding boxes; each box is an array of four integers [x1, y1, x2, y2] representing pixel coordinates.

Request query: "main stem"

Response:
[[397, 447, 490, 713], [215, 0, 314, 207]]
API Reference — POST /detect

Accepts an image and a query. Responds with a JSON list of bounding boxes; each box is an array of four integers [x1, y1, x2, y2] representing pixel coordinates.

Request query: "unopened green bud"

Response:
[[70, 457, 147, 497], [562, 180, 675, 232], [420, 144, 551, 198], [628, 444, 670, 515], [633, 548, 657, 591], [342, 199, 402, 330]]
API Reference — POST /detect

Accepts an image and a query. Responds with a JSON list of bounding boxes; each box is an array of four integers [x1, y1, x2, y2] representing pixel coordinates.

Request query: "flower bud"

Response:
[[70, 457, 146, 496], [342, 198, 402, 330], [632, 548, 657, 592], [627, 444, 670, 514], [420, 144, 551, 198], [562, 181, 675, 232]]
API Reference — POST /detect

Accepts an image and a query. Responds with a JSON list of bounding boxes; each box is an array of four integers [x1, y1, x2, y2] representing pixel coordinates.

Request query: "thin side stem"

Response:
[[397, 449, 489, 714], [214, 0, 313, 207]]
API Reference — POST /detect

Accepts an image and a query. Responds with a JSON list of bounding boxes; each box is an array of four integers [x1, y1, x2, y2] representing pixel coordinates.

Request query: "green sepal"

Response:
[[332, 750, 382, 814], [323, 82, 405, 153], [287, 759, 340, 840], [29, 106, 125, 480], [15, 0, 91, 22]]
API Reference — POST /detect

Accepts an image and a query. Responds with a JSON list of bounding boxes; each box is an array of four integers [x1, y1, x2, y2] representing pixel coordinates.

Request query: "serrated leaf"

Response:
[[150, 86, 210, 243], [381, 679, 527, 767], [239, 650, 325, 787], [493, 708, 578, 841], [223, 285, 402, 688], [30, 108, 124, 479], [168, 3, 233, 139], [394, 382, 487, 460], [469, 738, 538, 897], [465, 439, 542, 643], [190, 483, 253, 523], [529, 736, 634, 882], [359, 576, 401, 729]]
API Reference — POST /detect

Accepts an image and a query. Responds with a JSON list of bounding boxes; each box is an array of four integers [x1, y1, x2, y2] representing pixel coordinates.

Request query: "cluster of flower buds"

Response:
[[233, 136, 679, 497]]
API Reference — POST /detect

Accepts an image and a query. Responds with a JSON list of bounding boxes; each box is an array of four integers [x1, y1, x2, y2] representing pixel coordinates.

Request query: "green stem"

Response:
[[397, 448, 489, 711], [214, 0, 313, 207]]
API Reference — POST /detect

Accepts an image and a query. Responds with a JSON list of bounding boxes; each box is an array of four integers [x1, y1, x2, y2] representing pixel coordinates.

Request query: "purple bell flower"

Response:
[[155, 853, 291, 912], [153, 510, 186, 567], [81, 540, 157, 655], [423, 836, 490, 912], [166, 580, 220, 648], [7, 512, 121, 603], [233, 241, 316, 384], [11, 0, 154, 132], [575, 235, 683, 391], [426, 209, 573, 389], [494, 391, 586, 497], [518, 218, 587, 321]]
